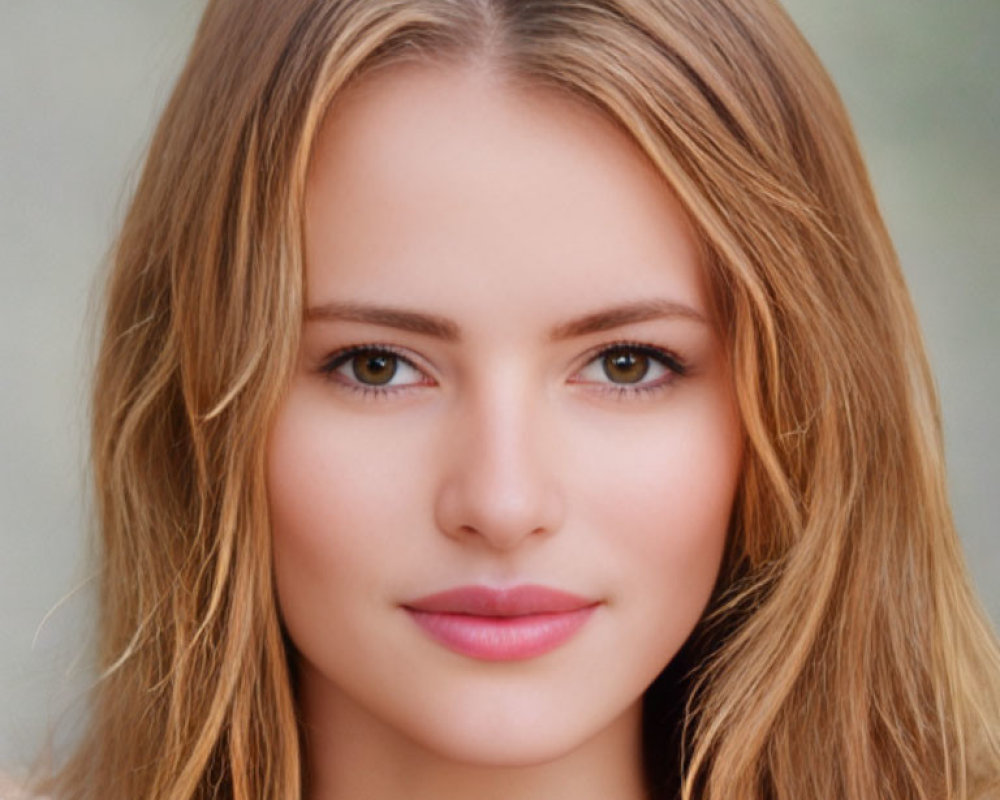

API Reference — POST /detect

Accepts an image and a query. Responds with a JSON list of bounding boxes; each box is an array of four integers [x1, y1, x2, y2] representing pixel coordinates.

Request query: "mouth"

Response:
[[402, 584, 601, 661]]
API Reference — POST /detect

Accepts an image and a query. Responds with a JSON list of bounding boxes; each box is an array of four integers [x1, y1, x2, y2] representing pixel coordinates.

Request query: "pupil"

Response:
[[353, 352, 397, 385], [603, 349, 648, 384]]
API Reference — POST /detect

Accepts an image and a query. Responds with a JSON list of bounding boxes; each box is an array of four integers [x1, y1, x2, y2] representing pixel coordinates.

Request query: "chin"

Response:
[[388, 686, 639, 768], [405, 719, 594, 768]]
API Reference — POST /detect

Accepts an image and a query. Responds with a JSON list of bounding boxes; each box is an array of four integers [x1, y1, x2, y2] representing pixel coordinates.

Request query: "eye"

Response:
[[571, 343, 686, 395], [320, 345, 431, 393]]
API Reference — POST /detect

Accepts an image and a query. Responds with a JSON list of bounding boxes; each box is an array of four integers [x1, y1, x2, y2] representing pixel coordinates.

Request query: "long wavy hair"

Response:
[[41, 0, 1000, 797]]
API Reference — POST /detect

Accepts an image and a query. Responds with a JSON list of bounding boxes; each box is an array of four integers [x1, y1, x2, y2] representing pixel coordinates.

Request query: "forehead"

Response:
[[304, 62, 706, 327]]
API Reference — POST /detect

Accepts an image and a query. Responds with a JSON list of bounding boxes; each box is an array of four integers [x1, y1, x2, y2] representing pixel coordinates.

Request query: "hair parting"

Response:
[[37, 1, 1000, 798]]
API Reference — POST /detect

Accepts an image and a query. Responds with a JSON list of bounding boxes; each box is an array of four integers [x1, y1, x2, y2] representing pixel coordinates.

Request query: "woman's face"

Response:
[[267, 63, 743, 765]]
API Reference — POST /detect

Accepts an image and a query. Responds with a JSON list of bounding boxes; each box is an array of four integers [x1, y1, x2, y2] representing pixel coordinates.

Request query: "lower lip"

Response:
[[405, 606, 598, 661]]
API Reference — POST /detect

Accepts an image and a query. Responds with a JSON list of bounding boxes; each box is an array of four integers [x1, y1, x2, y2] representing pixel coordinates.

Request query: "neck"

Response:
[[298, 663, 651, 800]]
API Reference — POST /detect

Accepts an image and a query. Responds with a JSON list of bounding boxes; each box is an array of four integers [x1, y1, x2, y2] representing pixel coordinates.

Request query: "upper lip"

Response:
[[403, 584, 599, 616]]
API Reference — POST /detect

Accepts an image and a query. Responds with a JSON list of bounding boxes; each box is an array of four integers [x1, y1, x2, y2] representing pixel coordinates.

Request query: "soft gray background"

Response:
[[2, 0, 997, 772]]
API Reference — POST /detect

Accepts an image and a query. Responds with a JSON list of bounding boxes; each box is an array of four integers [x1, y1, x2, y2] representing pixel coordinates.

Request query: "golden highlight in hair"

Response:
[[40, 1, 1000, 798]]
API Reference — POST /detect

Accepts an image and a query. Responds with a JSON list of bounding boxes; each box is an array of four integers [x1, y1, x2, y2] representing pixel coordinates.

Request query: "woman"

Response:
[[32, 0, 1000, 797]]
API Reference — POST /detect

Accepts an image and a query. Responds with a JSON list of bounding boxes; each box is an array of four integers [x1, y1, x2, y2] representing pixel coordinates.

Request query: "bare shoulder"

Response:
[[0, 773, 48, 800]]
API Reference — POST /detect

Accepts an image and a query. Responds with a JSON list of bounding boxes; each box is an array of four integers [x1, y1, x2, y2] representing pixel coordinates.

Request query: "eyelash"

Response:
[[575, 341, 687, 399], [318, 343, 429, 401], [318, 340, 688, 400]]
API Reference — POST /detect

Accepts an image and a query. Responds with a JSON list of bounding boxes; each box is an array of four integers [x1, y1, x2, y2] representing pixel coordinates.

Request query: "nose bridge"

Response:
[[435, 369, 563, 549]]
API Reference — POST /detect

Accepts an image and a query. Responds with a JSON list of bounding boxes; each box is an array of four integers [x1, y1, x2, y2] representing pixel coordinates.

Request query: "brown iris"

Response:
[[602, 347, 649, 384], [352, 351, 398, 385]]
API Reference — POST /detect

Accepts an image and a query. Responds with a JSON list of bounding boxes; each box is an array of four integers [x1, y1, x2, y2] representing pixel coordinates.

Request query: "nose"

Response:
[[433, 380, 565, 551]]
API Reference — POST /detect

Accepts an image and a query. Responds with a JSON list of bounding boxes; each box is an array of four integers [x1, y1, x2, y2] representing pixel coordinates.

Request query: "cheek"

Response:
[[268, 372, 742, 686], [268, 402, 355, 573], [574, 391, 742, 627], [265, 390, 416, 630]]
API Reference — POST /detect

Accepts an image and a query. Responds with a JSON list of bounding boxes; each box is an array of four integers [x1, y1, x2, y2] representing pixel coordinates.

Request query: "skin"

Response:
[[267, 61, 744, 800]]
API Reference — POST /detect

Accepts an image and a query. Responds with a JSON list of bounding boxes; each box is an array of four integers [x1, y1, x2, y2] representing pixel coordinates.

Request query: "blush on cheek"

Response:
[[583, 410, 739, 612], [267, 397, 348, 614], [266, 391, 429, 634]]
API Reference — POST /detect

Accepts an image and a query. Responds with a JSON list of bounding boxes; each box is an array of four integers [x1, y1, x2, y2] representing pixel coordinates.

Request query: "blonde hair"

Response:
[[43, 0, 1000, 797]]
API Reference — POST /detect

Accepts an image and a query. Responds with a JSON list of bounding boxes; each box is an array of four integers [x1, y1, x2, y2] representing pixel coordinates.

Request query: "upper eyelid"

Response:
[[323, 340, 680, 365], [321, 343, 435, 386], [572, 340, 686, 374], [320, 340, 686, 386], [325, 343, 425, 369]]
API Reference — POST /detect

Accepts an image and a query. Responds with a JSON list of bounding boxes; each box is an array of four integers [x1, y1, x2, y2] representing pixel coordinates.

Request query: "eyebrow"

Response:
[[304, 298, 708, 342]]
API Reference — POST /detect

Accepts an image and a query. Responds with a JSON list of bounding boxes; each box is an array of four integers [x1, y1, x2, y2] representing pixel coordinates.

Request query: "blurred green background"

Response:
[[1, 0, 997, 771]]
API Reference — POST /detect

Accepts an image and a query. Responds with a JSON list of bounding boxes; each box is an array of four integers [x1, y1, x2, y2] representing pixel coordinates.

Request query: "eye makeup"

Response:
[[569, 340, 687, 400], [316, 339, 689, 401], [317, 343, 435, 400]]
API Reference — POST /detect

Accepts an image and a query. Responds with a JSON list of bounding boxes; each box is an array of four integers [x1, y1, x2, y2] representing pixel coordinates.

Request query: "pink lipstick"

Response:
[[402, 584, 599, 661]]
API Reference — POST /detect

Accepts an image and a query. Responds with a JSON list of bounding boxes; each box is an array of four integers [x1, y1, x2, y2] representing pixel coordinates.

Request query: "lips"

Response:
[[402, 584, 600, 661], [404, 584, 597, 615]]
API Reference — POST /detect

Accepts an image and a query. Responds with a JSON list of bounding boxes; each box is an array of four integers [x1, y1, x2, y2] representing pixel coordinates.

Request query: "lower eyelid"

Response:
[[336, 354, 424, 383], [574, 356, 669, 385], [319, 345, 435, 392], [572, 344, 686, 382], [317, 342, 685, 398]]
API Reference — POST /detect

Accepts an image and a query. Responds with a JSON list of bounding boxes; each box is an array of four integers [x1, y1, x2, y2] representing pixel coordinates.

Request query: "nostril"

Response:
[[432, 400, 565, 548], [433, 469, 565, 550]]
